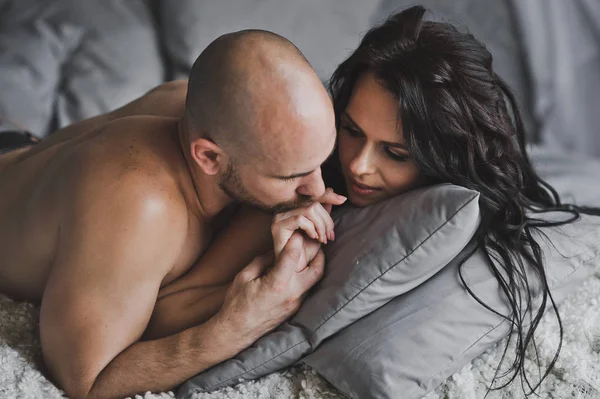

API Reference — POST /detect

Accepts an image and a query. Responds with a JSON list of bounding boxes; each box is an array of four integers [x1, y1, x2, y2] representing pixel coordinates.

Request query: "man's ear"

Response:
[[190, 138, 226, 176]]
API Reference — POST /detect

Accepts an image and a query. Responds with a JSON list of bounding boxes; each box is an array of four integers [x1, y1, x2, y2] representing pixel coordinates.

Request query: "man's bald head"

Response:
[[183, 29, 332, 161], [182, 29, 336, 212]]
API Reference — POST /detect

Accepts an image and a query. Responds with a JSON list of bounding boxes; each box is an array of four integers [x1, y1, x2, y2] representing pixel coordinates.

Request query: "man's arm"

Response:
[[39, 170, 242, 399], [145, 205, 274, 339]]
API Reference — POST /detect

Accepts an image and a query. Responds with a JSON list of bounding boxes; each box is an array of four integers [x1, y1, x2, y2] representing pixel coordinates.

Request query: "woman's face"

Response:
[[338, 72, 423, 207]]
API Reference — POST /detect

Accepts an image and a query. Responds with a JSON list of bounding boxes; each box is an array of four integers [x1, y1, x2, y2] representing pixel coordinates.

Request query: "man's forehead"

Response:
[[259, 128, 336, 176]]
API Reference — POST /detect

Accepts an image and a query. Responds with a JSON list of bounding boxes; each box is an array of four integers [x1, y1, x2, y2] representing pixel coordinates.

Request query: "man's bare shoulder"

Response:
[[64, 115, 190, 236], [76, 115, 184, 177]]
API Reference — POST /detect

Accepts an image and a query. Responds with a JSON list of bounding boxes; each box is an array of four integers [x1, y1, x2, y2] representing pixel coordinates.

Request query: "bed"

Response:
[[1, 1, 599, 398]]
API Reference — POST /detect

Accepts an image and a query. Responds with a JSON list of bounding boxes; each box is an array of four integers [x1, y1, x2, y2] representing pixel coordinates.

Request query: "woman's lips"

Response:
[[349, 178, 381, 196]]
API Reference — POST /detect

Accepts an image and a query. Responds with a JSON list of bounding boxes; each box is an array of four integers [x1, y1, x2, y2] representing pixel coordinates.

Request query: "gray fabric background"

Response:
[[512, 0, 600, 156], [0, 0, 164, 136], [1, 0, 598, 149], [159, 0, 381, 82], [0, 21, 82, 133]]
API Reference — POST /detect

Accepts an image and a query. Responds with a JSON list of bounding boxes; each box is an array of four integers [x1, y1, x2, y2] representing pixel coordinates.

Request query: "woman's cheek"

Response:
[[381, 163, 422, 196]]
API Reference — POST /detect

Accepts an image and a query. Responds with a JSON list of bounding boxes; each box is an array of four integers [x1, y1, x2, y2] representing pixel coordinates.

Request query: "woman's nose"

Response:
[[349, 145, 376, 176]]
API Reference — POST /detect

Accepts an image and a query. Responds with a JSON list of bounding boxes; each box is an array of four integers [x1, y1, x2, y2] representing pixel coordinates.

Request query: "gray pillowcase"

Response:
[[302, 211, 600, 398], [178, 184, 481, 397], [0, 21, 82, 135]]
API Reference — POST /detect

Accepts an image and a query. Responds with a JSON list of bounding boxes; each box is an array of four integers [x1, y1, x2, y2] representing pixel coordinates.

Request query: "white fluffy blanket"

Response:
[[426, 267, 600, 399], [2, 266, 599, 399], [0, 294, 342, 399]]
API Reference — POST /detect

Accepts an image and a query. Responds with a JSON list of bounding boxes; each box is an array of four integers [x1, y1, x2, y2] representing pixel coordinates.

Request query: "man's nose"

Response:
[[349, 145, 376, 176], [296, 168, 326, 199]]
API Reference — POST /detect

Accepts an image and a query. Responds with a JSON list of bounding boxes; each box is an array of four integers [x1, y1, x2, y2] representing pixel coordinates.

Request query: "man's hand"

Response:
[[215, 233, 324, 347], [272, 188, 346, 258]]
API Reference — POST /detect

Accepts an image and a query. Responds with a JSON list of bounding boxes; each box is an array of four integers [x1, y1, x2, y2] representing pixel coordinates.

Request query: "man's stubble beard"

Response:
[[218, 161, 309, 214]]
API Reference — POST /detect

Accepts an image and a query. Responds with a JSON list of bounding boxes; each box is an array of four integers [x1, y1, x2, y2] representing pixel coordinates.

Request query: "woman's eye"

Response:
[[384, 147, 409, 162]]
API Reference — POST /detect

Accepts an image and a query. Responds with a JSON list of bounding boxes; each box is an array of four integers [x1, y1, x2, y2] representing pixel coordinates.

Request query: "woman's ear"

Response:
[[190, 138, 225, 175]]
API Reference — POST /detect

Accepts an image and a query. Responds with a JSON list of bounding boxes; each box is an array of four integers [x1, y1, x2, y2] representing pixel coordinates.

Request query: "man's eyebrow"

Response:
[[342, 112, 408, 151], [274, 133, 337, 180]]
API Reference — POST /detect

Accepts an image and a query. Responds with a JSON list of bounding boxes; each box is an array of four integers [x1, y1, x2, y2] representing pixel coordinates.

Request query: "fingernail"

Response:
[[337, 194, 347, 202], [331, 231, 336, 241]]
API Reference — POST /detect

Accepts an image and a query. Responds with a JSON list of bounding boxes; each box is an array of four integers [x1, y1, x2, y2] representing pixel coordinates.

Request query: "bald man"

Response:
[[0, 30, 341, 398]]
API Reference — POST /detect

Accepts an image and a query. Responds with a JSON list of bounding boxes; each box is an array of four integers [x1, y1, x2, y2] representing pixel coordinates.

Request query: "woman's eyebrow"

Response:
[[343, 112, 408, 150], [341, 112, 365, 133]]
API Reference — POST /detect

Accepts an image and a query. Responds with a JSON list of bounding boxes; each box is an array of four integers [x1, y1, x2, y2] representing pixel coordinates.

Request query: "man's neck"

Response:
[[176, 120, 233, 221]]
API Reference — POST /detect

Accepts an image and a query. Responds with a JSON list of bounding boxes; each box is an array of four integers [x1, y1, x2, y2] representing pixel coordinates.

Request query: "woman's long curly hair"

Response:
[[324, 5, 600, 394]]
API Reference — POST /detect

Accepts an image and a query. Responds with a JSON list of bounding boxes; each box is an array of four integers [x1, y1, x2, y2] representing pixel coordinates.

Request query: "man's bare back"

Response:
[[1, 116, 195, 295], [0, 78, 251, 324]]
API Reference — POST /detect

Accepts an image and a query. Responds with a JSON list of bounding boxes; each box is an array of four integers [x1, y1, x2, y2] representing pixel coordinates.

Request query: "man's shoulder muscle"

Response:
[[53, 115, 193, 274], [61, 146, 189, 256], [68, 154, 186, 223]]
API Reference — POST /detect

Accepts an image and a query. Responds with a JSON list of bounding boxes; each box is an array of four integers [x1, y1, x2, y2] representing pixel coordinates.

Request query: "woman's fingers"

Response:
[[312, 201, 334, 242], [305, 202, 329, 244], [318, 188, 347, 208], [272, 188, 346, 254], [272, 214, 318, 257]]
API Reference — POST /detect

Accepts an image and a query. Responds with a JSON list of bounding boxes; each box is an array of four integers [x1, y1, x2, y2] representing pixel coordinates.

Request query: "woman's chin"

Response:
[[347, 192, 378, 208], [343, 176, 388, 207]]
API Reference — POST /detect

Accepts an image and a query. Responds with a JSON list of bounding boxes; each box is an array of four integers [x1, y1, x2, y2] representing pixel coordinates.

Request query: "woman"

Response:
[[321, 5, 600, 392], [151, 5, 599, 393]]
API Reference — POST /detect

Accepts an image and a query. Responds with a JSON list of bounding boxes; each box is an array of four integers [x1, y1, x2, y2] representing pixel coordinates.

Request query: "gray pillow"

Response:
[[302, 211, 600, 399], [53, 0, 164, 128], [178, 184, 481, 396], [1, 0, 165, 132], [158, 0, 381, 81], [0, 21, 82, 135]]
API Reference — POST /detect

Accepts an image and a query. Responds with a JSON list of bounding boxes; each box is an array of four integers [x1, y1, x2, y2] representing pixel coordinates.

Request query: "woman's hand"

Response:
[[271, 188, 346, 259]]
